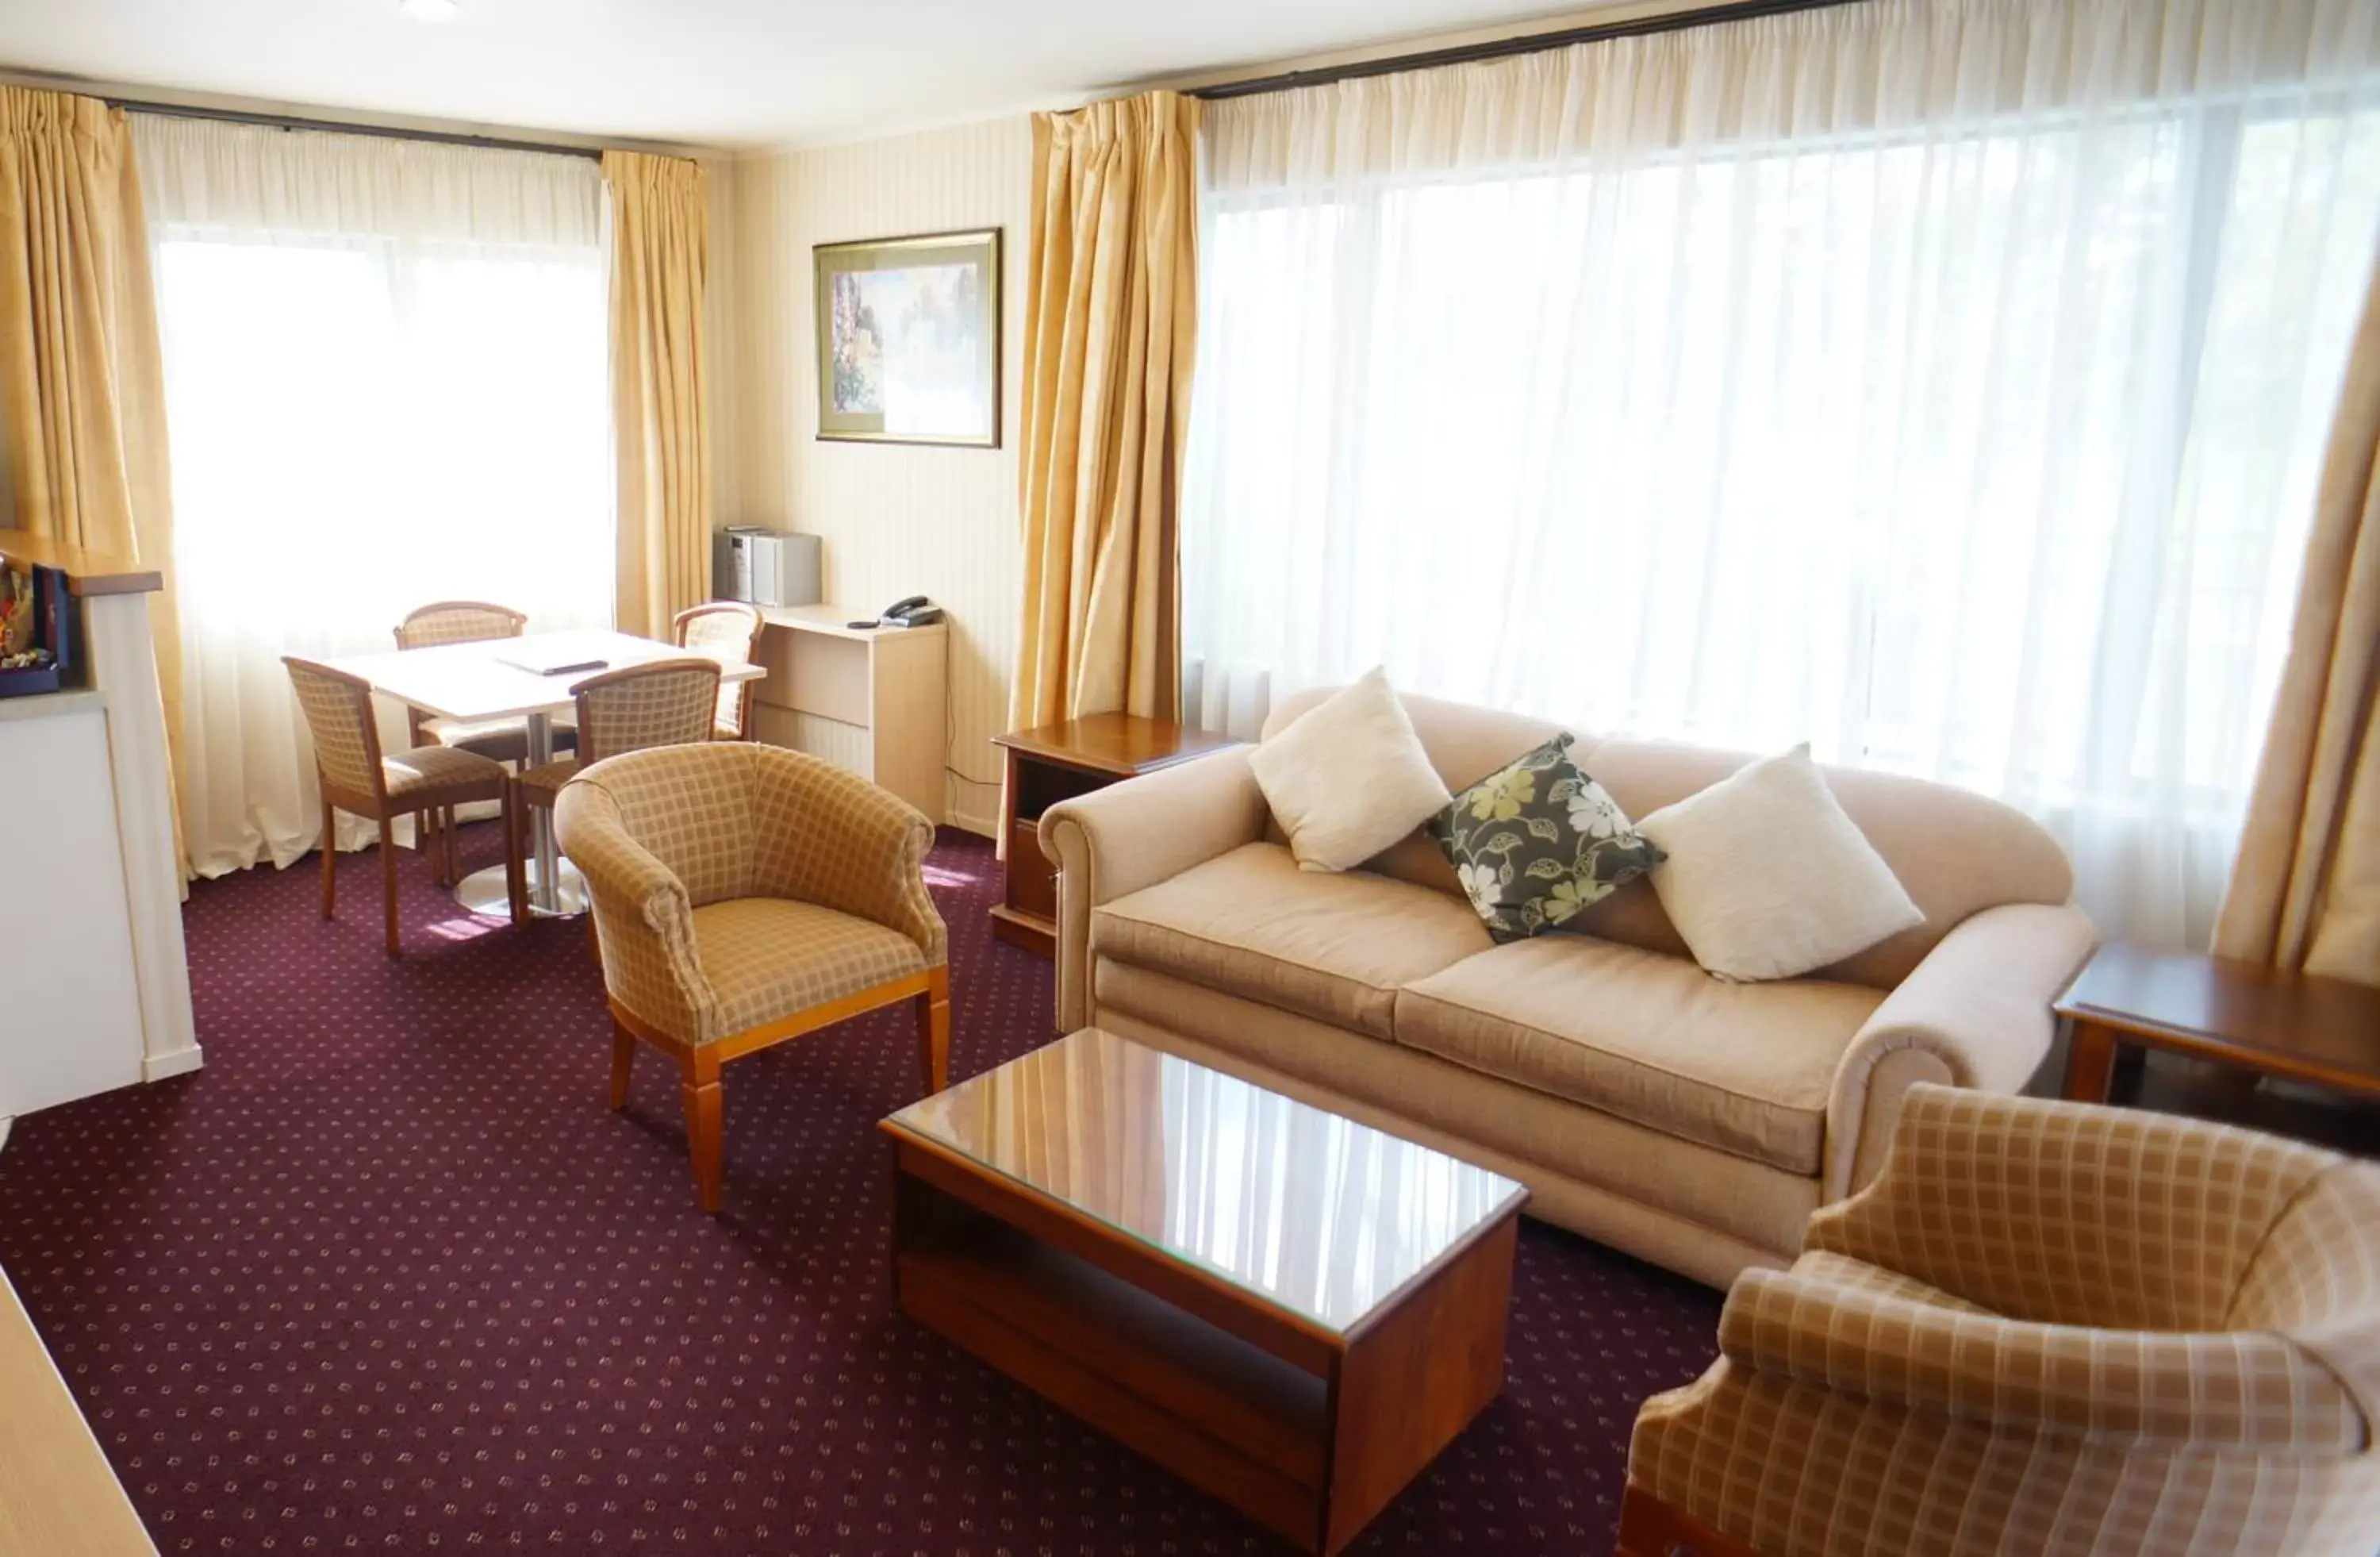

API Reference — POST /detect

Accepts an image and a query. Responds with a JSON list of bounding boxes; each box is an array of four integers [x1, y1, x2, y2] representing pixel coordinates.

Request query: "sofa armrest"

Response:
[[1822, 902, 2095, 1199], [1719, 1267, 2364, 1451], [1038, 747, 1269, 1031], [555, 775, 718, 1043]]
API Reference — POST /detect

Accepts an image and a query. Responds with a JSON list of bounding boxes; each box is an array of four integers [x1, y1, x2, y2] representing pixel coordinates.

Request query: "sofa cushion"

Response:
[[1250, 667, 1452, 873], [1635, 744, 1924, 982], [1093, 841, 1491, 1039], [1428, 733, 1664, 942], [1395, 936, 1883, 1174]]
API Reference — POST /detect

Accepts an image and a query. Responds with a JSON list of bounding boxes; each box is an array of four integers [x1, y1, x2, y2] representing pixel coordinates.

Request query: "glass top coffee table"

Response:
[[881, 1026, 1528, 1555]]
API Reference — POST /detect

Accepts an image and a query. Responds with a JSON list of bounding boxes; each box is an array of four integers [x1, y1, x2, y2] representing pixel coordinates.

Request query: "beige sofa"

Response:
[[1038, 690, 2097, 1289]]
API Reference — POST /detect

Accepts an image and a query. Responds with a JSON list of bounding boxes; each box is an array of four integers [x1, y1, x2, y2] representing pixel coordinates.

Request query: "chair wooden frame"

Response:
[[393, 601, 532, 883], [284, 655, 524, 955], [672, 601, 766, 740], [607, 964, 950, 1212], [1615, 1486, 1762, 1557]]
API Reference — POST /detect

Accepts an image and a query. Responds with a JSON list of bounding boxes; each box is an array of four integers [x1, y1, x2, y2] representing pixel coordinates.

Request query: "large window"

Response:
[[1182, 0, 2380, 945], [133, 116, 612, 876]]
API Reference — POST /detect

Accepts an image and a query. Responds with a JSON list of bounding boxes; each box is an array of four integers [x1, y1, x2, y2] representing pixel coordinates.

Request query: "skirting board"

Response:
[[143, 1045, 205, 1082]]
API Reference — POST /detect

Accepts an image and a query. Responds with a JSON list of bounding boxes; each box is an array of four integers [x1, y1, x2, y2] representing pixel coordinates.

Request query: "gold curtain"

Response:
[[601, 150, 711, 641], [2214, 260, 2380, 982], [0, 86, 187, 871], [1012, 90, 1199, 730]]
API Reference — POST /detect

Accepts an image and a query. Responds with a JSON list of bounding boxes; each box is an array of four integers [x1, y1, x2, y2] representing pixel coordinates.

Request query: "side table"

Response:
[[2054, 942, 2380, 1107], [990, 713, 1242, 957]]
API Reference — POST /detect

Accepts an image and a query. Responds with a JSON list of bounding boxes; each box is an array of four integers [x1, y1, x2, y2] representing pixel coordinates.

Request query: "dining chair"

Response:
[[554, 741, 949, 1211], [673, 602, 766, 740], [510, 658, 724, 918], [393, 600, 541, 885], [284, 655, 524, 955]]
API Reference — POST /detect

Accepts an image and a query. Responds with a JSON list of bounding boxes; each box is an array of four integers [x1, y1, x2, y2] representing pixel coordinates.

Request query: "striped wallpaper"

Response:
[[716, 117, 1031, 836]]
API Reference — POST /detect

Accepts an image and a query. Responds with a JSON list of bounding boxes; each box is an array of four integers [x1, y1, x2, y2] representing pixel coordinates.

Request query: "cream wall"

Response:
[[716, 118, 1030, 836]]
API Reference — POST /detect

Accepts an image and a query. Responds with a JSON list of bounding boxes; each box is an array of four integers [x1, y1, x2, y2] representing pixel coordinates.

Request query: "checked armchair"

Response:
[[1621, 1085, 2380, 1557], [553, 741, 950, 1211]]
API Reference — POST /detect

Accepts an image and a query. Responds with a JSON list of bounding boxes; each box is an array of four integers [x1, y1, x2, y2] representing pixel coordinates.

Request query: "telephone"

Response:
[[850, 594, 944, 629]]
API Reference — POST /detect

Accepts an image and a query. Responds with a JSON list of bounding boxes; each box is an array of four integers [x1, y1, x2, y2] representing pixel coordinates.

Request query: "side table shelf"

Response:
[[991, 713, 1242, 958]]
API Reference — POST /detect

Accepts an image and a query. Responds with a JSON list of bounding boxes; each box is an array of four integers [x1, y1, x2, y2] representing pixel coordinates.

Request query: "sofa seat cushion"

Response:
[[1395, 936, 1883, 1174], [1093, 841, 1492, 1039]]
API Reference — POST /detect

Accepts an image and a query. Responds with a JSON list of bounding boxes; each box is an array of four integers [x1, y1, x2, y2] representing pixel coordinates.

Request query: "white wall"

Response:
[[718, 117, 1030, 836]]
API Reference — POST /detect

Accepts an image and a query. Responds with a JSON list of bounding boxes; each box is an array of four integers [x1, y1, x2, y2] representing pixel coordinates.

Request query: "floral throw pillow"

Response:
[[1427, 735, 1664, 943]]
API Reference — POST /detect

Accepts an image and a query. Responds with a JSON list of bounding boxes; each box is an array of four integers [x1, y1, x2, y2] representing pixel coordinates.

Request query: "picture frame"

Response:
[[813, 228, 1001, 448]]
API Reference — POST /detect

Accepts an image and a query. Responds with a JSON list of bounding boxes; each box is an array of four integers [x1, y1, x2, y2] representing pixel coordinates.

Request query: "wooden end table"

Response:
[[990, 713, 1241, 957], [2054, 943, 2380, 1106], [882, 1028, 1527, 1555]]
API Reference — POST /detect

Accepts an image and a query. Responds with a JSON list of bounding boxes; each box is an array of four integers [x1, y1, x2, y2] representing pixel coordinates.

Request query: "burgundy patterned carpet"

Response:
[[0, 825, 1720, 1556]]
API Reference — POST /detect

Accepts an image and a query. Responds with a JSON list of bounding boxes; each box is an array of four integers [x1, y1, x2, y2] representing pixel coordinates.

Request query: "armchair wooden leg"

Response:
[[608, 1020, 635, 1111], [378, 814, 401, 957], [443, 805, 460, 883], [915, 965, 950, 1094], [680, 1048, 724, 1213], [1616, 1484, 1758, 1557], [319, 790, 337, 920]]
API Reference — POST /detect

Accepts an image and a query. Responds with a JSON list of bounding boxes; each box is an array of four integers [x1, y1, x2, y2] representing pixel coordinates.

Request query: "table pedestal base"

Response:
[[455, 859, 586, 918]]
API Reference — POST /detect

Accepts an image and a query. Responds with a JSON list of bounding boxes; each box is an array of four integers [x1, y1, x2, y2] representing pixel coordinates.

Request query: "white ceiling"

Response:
[[0, 0, 1612, 152]]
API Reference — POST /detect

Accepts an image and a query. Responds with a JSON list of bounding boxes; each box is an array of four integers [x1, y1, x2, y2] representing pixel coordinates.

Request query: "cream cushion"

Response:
[[1092, 841, 1489, 1038], [1257, 690, 2075, 990], [1636, 744, 1924, 982], [1395, 935, 1882, 1174], [1250, 667, 1452, 872], [689, 898, 930, 1037]]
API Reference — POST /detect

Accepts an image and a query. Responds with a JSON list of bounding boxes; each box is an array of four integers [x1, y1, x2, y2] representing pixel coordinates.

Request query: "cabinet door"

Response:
[[0, 704, 146, 1117]]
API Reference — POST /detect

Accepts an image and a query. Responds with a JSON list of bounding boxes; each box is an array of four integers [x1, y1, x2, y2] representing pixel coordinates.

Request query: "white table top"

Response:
[[324, 630, 766, 723]]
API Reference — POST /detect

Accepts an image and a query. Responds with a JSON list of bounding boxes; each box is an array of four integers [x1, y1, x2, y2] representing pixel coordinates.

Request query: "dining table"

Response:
[[323, 629, 766, 917]]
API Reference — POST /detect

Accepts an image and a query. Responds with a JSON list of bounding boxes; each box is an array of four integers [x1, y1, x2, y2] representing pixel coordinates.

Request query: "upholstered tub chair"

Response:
[[1620, 1085, 2380, 1557], [552, 741, 951, 1211]]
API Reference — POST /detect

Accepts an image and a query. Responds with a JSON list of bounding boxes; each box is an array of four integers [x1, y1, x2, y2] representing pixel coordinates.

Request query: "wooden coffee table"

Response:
[[881, 1028, 1528, 1555]]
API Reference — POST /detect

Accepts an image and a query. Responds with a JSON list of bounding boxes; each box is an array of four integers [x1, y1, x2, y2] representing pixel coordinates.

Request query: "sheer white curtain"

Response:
[[131, 117, 612, 878], [1183, 0, 2380, 948]]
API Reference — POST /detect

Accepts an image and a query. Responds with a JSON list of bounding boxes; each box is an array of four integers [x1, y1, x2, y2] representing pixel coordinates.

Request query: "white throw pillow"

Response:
[[1250, 668, 1451, 873], [1635, 744, 1923, 982]]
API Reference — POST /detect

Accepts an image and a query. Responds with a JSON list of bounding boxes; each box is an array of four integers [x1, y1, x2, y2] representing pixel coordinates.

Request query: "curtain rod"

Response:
[[106, 97, 605, 160], [1192, 0, 1867, 100]]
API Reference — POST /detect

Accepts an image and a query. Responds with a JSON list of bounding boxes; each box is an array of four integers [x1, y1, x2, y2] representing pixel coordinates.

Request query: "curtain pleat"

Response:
[[0, 85, 188, 873], [1011, 90, 1199, 732], [602, 151, 711, 642], [2215, 262, 2380, 983]]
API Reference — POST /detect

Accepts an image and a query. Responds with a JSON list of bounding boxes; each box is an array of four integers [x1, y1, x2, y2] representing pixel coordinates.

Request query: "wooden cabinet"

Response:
[[748, 605, 946, 822], [990, 713, 1241, 957]]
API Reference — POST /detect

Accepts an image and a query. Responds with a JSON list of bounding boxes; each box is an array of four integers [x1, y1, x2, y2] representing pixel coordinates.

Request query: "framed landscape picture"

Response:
[[814, 228, 1001, 448]]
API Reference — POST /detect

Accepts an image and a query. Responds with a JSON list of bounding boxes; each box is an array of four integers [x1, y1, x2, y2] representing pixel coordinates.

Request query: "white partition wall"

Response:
[[0, 534, 200, 1125]]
